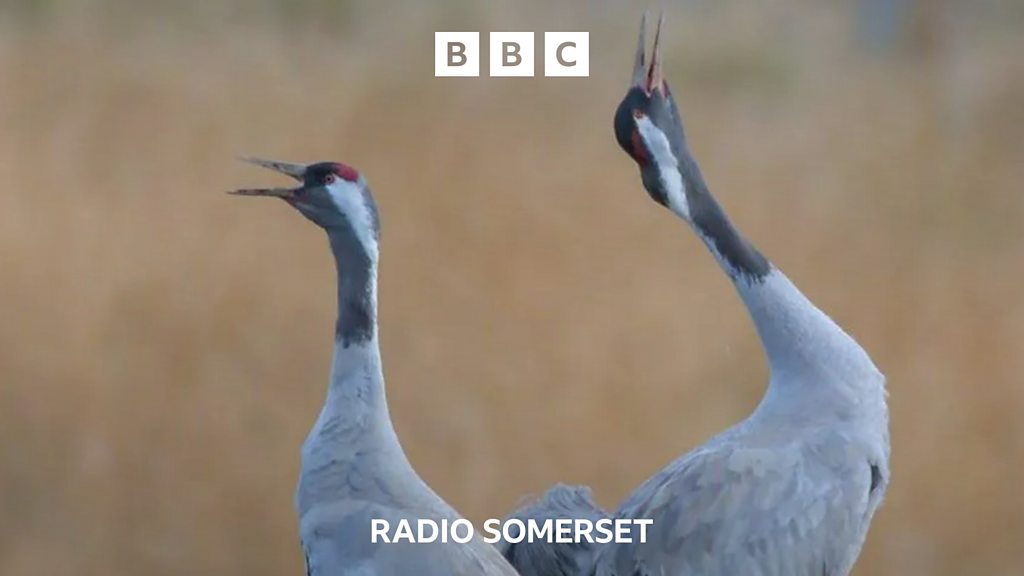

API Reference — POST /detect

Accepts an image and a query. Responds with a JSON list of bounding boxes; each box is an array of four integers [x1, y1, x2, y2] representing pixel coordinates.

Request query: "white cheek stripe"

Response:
[[635, 115, 689, 220], [327, 178, 379, 262]]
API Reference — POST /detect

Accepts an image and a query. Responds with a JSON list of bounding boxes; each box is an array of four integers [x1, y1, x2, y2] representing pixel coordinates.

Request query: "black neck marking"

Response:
[[678, 152, 771, 282], [664, 87, 771, 282], [327, 223, 377, 347]]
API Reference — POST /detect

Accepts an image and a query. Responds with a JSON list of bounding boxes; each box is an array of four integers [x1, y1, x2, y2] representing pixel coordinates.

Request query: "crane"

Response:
[[231, 158, 519, 576], [496, 484, 610, 575], [502, 14, 890, 576]]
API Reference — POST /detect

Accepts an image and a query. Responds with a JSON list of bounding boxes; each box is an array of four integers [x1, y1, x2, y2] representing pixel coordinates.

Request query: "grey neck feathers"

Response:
[[677, 153, 770, 282], [296, 228, 402, 516], [328, 226, 377, 348], [736, 271, 879, 384], [675, 156, 880, 389], [321, 225, 387, 418]]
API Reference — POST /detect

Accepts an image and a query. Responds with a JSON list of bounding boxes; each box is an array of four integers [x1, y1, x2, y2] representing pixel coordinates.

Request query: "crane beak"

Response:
[[227, 186, 298, 199], [630, 10, 665, 94], [238, 156, 307, 181], [228, 156, 307, 199]]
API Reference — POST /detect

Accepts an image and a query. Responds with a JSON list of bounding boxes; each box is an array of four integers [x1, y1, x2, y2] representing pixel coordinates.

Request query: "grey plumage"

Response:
[[594, 367, 887, 576], [497, 485, 610, 576], [506, 14, 889, 576], [233, 159, 517, 576]]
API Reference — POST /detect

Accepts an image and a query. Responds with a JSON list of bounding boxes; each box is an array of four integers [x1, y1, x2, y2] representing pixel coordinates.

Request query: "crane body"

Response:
[[232, 159, 518, 576], [503, 15, 890, 576]]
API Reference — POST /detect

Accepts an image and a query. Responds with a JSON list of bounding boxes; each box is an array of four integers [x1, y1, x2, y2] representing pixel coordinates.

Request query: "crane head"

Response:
[[613, 12, 692, 218], [230, 157, 380, 251]]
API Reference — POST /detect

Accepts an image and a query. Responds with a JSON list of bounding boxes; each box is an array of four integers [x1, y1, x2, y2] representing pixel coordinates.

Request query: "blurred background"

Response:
[[2, 0, 1023, 574]]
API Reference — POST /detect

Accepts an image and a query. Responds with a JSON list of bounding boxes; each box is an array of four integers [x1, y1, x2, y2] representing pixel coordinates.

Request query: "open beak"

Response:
[[228, 186, 297, 199], [630, 11, 665, 94], [228, 156, 307, 199], [239, 156, 306, 181]]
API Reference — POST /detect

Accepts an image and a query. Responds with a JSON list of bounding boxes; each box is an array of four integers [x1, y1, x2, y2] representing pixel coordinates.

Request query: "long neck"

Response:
[[296, 228, 410, 517], [330, 228, 377, 348], [668, 152, 882, 398], [320, 228, 390, 428]]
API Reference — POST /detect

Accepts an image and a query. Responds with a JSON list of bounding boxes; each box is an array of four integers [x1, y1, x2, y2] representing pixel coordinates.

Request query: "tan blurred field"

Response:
[[2, 1, 1023, 575]]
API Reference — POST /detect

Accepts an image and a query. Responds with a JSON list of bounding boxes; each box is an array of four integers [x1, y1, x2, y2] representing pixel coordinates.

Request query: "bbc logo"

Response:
[[435, 32, 589, 77]]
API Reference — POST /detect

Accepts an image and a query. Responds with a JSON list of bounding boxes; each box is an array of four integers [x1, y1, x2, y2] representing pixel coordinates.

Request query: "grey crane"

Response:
[[231, 158, 519, 576], [502, 14, 890, 576], [497, 484, 611, 575]]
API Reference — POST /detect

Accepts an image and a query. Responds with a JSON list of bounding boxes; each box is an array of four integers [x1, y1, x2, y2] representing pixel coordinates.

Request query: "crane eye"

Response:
[[324, 173, 336, 184]]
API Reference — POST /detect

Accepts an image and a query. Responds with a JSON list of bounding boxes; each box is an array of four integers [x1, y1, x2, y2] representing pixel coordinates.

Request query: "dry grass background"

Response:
[[2, 1, 1023, 574]]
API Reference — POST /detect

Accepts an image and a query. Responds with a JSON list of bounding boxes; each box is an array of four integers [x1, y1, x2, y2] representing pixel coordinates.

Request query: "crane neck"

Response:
[[320, 226, 392, 433], [328, 227, 378, 348], [668, 156, 883, 401], [667, 151, 770, 283], [295, 228, 405, 515], [735, 270, 881, 388]]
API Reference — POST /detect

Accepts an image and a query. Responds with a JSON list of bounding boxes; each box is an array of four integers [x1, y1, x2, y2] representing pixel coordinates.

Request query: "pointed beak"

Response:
[[239, 156, 307, 181], [227, 186, 298, 199], [228, 156, 306, 199], [630, 11, 665, 94]]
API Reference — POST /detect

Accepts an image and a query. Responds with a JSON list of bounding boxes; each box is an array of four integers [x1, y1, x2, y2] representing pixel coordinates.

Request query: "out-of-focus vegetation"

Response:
[[1, 1, 1022, 575]]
